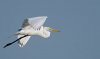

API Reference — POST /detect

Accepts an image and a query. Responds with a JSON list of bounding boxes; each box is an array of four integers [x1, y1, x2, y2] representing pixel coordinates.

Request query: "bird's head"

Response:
[[44, 27, 60, 32]]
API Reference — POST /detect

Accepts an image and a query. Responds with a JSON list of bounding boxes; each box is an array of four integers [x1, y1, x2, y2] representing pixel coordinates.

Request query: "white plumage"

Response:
[[18, 35, 31, 47], [17, 16, 50, 47], [3, 16, 60, 48]]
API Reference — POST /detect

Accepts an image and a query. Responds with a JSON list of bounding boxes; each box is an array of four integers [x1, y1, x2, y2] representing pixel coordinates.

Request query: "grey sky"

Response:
[[0, 0, 100, 59]]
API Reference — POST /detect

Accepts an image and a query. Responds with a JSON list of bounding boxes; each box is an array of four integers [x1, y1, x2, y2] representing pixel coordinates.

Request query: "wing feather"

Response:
[[18, 35, 31, 47], [21, 19, 30, 28], [21, 16, 48, 29]]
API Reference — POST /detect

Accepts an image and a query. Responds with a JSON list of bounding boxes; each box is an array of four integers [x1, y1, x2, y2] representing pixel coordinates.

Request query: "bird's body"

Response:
[[3, 16, 60, 48], [17, 26, 51, 47], [17, 26, 50, 38]]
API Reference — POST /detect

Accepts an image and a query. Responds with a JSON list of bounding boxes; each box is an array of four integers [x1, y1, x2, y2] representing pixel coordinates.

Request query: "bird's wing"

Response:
[[21, 16, 48, 29], [28, 16, 48, 29], [21, 18, 30, 28], [18, 35, 31, 47]]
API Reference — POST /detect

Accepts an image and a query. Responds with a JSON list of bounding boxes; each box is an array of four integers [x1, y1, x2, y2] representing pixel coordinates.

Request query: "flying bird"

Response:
[[3, 16, 60, 48]]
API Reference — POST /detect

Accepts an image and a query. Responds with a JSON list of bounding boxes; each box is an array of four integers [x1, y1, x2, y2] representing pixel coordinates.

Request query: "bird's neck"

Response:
[[40, 26, 50, 38]]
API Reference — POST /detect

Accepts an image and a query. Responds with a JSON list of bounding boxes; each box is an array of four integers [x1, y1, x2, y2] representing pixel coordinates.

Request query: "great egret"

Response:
[[3, 16, 60, 48]]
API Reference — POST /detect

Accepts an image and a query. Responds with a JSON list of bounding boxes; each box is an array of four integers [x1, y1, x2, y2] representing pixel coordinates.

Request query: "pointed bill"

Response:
[[49, 27, 60, 32]]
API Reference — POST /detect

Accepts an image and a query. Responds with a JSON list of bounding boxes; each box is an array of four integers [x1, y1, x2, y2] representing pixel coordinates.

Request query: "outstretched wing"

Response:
[[3, 35, 29, 48], [22, 16, 48, 29], [18, 35, 31, 47]]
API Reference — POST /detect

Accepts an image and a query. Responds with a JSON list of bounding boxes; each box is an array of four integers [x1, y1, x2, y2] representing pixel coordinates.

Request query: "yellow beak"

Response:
[[49, 28, 60, 32]]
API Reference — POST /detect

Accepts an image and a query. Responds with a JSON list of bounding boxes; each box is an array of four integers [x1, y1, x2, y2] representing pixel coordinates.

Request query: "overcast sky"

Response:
[[0, 0, 100, 59]]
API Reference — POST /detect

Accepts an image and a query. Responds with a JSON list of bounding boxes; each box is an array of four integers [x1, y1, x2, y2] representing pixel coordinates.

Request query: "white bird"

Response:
[[3, 16, 60, 48]]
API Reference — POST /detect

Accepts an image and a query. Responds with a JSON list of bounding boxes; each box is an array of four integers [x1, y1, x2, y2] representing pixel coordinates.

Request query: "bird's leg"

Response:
[[3, 35, 29, 48]]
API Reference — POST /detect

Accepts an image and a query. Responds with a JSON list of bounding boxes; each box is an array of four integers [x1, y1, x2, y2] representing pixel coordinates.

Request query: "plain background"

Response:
[[0, 0, 100, 59]]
